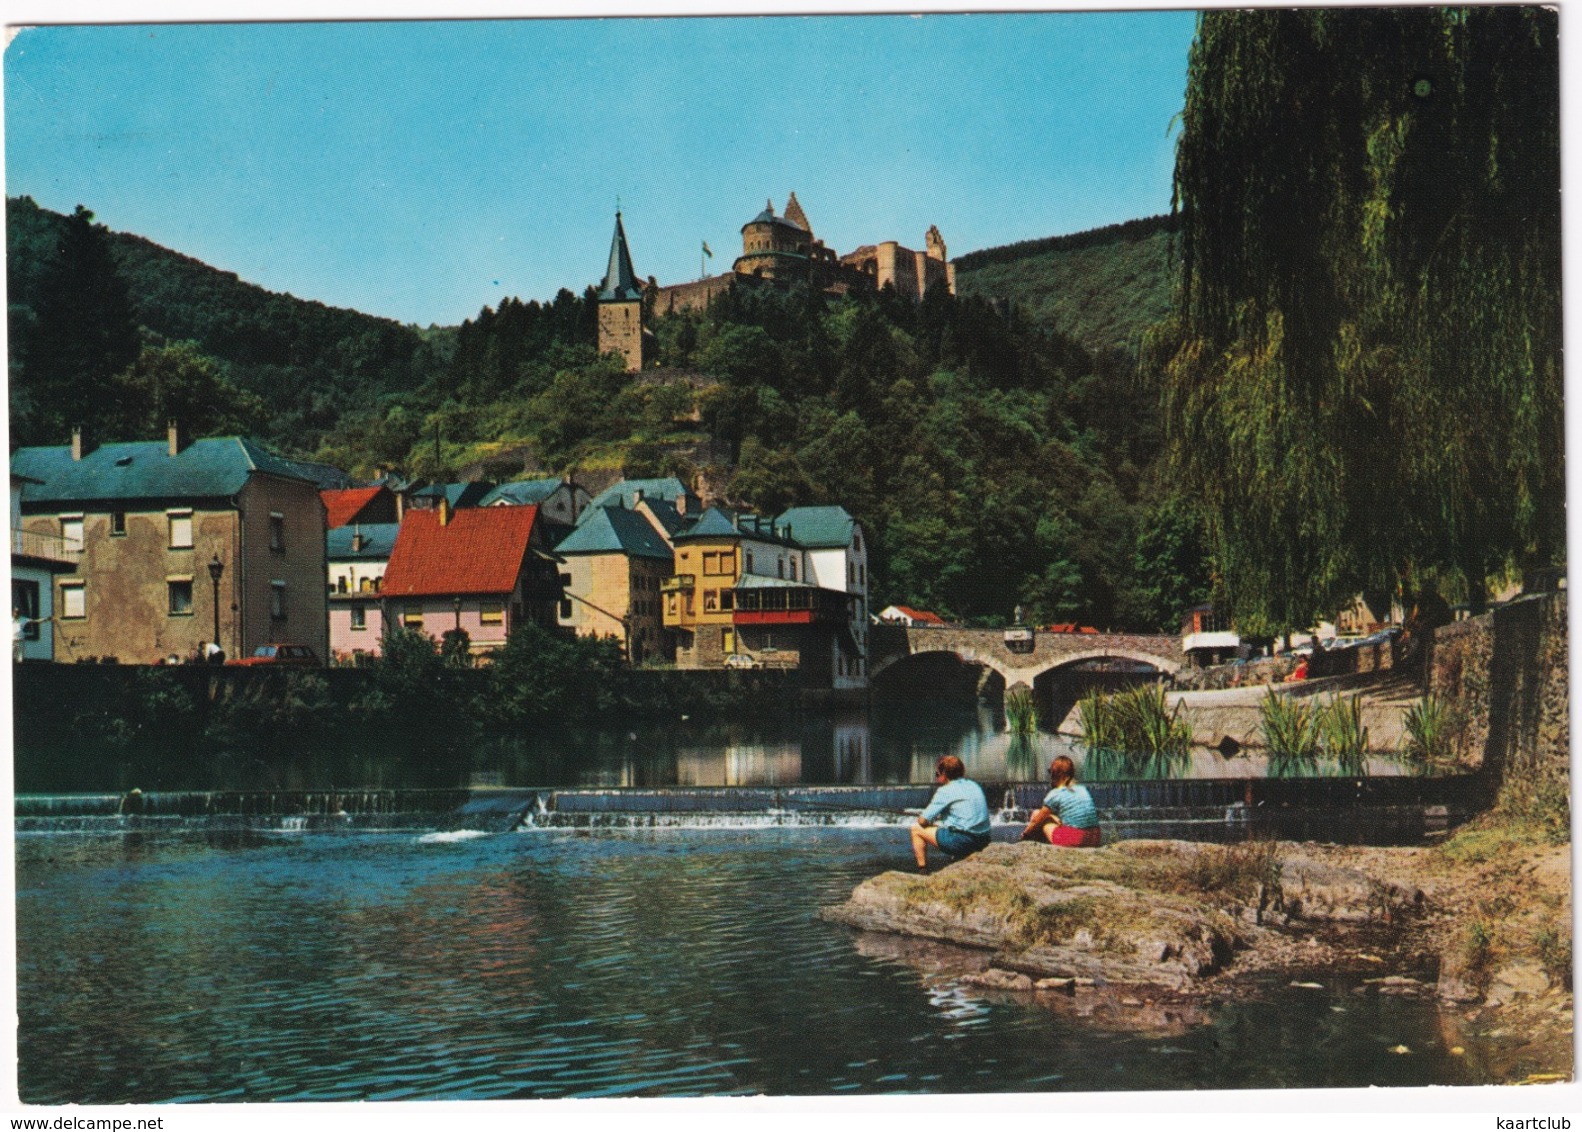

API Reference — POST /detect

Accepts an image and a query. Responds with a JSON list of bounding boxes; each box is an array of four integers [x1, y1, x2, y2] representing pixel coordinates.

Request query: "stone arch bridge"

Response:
[[870, 623, 1186, 688]]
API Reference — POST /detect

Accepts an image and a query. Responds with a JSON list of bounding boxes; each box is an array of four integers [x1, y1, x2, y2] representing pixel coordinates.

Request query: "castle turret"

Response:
[[597, 212, 646, 372]]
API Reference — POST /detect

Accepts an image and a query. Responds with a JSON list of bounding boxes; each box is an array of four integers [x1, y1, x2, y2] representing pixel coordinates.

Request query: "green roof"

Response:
[[672, 506, 741, 541], [776, 505, 855, 549], [12, 437, 323, 507], [583, 477, 699, 518], [480, 478, 562, 506], [554, 504, 673, 560], [327, 522, 400, 560]]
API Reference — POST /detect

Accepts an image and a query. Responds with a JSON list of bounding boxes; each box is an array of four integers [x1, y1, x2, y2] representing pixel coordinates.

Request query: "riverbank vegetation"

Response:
[[12, 630, 800, 791], [1076, 683, 1193, 759]]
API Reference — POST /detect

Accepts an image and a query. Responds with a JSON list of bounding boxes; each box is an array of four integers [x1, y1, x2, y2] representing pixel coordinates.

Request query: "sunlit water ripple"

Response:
[[16, 825, 1479, 1102]]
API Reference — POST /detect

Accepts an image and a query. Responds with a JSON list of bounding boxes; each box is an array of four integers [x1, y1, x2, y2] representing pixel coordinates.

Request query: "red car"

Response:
[[227, 643, 320, 667]]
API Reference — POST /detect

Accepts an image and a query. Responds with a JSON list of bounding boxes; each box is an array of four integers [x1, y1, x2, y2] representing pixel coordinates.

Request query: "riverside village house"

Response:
[[10, 423, 329, 664]]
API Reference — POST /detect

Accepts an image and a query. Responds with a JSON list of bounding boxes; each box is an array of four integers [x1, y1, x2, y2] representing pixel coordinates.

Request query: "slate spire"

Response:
[[599, 212, 644, 302]]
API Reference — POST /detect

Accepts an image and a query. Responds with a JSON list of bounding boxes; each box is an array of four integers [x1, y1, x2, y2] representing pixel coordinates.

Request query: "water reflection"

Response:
[[17, 697, 1440, 795]]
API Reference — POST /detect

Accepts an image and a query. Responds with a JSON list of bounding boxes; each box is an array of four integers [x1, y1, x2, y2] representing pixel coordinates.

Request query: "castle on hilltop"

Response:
[[597, 195, 956, 371]]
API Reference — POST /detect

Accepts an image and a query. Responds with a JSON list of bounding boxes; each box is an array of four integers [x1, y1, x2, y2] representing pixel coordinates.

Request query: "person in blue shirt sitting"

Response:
[[911, 755, 992, 872], [1021, 755, 1102, 847]]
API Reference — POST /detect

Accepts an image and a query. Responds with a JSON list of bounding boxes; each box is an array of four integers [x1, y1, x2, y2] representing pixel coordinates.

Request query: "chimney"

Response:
[[71, 425, 86, 461], [167, 419, 186, 457], [352, 528, 366, 552], [438, 498, 451, 526]]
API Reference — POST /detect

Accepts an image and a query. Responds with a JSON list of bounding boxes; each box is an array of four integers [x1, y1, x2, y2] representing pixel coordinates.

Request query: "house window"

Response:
[[12, 580, 40, 639], [110, 512, 126, 537], [744, 550, 753, 573], [560, 573, 573, 589], [168, 578, 194, 616], [854, 532, 862, 552], [61, 514, 84, 552], [849, 562, 856, 585], [403, 606, 423, 629], [559, 598, 573, 620], [719, 590, 734, 611], [480, 602, 504, 625], [859, 564, 866, 586], [350, 604, 367, 631], [269, 513, 285, 552], [60, 581, 85, 620], [777, 559, 784, 579], [704, 589, 718, 613], [168, 510, 193, 549], [336, 574, 349, 594], [789, 559, 797, 582], [270, 581, 287, 620]]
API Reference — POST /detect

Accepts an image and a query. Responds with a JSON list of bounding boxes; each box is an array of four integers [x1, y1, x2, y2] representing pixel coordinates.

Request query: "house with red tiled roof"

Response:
[[877, 604, 947, 628], [379, 503, 563, 656], [321, 486, 399, 530]]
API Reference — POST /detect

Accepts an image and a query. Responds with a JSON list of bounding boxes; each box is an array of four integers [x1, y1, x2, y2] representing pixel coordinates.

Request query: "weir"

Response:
[[15, 775, 1488, 844]]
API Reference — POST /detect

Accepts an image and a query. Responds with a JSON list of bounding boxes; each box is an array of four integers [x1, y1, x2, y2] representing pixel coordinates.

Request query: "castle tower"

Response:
[[597, 212, 646, 372]]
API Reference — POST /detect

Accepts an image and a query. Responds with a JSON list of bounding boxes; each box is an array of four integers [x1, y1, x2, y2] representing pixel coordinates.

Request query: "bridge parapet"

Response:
[[871, 624, 1186, 683]]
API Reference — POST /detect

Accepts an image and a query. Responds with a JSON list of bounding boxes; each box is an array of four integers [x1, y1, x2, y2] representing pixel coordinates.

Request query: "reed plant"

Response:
[[1077, 683, 1193, 759], [1259, 690, 1321, 759], [1317, 694, 1370, 769], [1402, 694, 1459, 763], [1005, 686, 1040, 734]]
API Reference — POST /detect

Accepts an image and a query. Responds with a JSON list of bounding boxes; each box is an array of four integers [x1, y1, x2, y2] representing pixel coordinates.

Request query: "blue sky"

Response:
[[5, 12, 1198, 327]]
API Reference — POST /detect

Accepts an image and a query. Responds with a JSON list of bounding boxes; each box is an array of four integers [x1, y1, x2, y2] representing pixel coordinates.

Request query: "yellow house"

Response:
[[553, 503, 675, 664]]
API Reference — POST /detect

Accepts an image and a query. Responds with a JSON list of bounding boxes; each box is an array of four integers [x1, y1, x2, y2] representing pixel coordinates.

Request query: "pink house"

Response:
[[378, 503, 563, 658]]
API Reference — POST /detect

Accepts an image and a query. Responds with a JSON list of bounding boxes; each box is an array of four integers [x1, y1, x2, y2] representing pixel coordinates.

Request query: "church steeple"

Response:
[[597, 211, 647, 372], [599, 211, 644, 302]]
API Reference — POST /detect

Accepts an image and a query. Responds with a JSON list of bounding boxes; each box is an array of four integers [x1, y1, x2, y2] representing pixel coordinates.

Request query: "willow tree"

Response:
[[1148, 8, 1561, 633]]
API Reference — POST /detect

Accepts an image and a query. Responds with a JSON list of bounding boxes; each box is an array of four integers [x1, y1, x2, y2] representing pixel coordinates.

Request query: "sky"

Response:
[[3, 9, 1198, 327]]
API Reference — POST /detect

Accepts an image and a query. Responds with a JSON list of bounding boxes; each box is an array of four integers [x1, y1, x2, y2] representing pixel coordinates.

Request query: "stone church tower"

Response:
[[597, 212, 646, 372]]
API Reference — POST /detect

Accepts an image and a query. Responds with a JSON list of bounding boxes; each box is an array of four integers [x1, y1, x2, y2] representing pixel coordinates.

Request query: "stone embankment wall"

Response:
[[1425, 591, 1569, 801]]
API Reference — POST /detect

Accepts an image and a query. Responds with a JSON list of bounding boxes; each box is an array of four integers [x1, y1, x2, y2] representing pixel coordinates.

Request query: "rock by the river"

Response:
[[821, 840, 1426, 994]]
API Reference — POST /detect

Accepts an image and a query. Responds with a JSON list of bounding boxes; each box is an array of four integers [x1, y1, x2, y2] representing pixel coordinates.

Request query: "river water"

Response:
[[15, 702, 1485, 1101], [17, 823, 1487, 1103]]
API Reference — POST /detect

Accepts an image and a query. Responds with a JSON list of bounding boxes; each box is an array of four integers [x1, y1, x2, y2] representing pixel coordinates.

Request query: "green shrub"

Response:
[[1259, 690, 1321, 758], [1317, 694, 1369, 769], [1077, 683, 1193, 758], [1005, 686, 1039, 734], [1402, 694, 1460, 762]]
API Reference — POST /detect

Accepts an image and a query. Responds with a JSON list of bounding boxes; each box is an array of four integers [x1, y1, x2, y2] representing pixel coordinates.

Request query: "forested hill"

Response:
[[6, 195, 451, 450], [6, 195, 1214, 630], [954, 214, 1177, 357]]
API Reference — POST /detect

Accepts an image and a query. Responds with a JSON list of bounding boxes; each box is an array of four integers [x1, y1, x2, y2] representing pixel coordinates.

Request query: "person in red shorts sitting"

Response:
[[1020, 755, 1102, 847]]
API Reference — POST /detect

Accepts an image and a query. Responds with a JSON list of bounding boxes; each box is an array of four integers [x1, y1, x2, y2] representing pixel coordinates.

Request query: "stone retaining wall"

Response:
[[1426, 591, 1569, 803]]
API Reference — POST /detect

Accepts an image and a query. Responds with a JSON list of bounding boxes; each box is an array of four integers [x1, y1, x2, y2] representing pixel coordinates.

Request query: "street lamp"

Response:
[[207, 555, 225, 654], [453, 595, 462, 631]]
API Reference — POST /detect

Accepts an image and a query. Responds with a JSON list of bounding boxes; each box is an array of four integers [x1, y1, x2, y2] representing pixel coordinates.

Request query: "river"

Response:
[[15, 700, 1490, 1101]]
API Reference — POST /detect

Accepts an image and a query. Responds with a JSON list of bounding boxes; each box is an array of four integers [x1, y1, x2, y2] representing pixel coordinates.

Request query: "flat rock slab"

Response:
[[821, 840, 1424, 993]]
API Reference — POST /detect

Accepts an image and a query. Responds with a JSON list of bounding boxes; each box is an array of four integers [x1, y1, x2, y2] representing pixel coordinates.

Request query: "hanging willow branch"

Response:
[[1149, 7, 1561, 634]]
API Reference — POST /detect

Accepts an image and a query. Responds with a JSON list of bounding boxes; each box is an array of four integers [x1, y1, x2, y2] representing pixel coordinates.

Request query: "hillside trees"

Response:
[[10, 205, 140, 445], [1150, 7, 1561, 633]]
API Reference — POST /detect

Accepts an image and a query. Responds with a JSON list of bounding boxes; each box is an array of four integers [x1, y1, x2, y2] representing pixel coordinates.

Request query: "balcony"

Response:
[[732, 584, 846, 626], [11, 528, 81, 566]]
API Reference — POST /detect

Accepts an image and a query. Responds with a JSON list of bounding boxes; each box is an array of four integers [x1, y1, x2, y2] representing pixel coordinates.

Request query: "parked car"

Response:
[[724, 653, 760, 670], [228, 643, 320, 667]]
